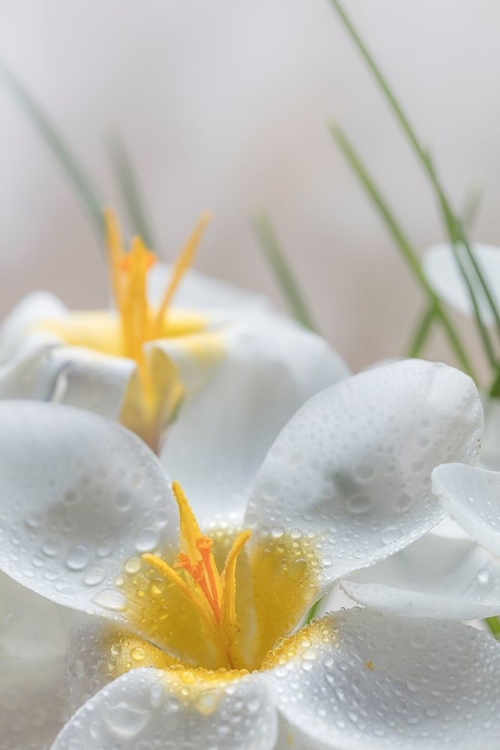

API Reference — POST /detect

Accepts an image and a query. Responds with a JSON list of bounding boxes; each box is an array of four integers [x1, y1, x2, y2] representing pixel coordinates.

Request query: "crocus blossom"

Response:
[[0, 359, 487, 749], [0, 210, 348, 454]]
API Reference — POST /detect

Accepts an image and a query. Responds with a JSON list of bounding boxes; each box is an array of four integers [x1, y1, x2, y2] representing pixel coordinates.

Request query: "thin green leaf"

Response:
[[406, 304, 437, 359], [107, 131, 159, 252], [331, 123, 476, 380], [405, 188, 483, 361], [329, 0, 500, 370], [305, 596, 324, 625], [461, 186, 483, 232], [251, 211, 318, 332], [0, 61, 104, 238], [486, 617, 500, 640]]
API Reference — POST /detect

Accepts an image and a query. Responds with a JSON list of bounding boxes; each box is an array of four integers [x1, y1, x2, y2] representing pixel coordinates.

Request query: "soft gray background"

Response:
[[0, 0, 496, 372]]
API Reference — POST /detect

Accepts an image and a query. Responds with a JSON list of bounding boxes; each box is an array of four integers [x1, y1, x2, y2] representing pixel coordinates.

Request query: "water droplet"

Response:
[[42, 537, 61, 557], [66, 544, 91, 571], [91, 589, 127, 612], [83, 566, 106, 586], [115, 491, 133, 511], [347, 495, 372, 515], [25, 512, 41, 529], [124, 557, 141, 574], [130, 646, 146, 661], [135, 528, 159, 553], [478, 569, 490, 585], [103, 705, 151, 738]]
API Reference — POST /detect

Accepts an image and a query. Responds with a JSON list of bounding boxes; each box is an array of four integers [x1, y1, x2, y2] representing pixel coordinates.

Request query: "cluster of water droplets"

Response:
[[246, 360, 483, 590], [265, 608, 500, 748], [53, 668, 277, 750]]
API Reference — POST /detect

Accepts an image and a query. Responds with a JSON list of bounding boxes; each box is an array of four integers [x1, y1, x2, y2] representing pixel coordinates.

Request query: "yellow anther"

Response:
[[103, 207, 210, 369], [153, 210, 211, 337], [142, 481, 251, 670]]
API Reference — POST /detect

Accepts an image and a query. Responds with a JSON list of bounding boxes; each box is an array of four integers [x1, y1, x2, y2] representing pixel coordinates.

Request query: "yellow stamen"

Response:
[[153, 210, 212, 337], [101, 208, 211, 451], [142, 481, 251, 670]]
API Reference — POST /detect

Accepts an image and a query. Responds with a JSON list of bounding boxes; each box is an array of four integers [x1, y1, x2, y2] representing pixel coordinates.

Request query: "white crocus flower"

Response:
[[0, 359, 488, 749], [0, 210, 348, 454]]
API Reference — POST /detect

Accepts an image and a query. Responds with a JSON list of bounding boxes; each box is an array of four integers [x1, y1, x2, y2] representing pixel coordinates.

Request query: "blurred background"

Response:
[[0, 0, 498, 371]]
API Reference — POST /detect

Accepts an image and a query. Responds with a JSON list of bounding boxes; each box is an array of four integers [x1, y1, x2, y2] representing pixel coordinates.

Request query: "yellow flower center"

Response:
[[37, 209, 221, 452], [104, 208, 211, 376], [142, 482, 251, 671]]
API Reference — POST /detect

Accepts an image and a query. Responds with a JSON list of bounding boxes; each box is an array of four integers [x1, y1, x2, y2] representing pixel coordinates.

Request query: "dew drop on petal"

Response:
[[91, 589, 127, 612]]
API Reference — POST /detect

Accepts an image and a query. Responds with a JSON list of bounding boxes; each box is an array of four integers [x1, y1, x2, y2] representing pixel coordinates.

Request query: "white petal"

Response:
[[0, 343, 134, 421], [423, 242, 500, 324], [148, 262, 271, 312], [48, 346, 135, 420], [433, 463, 500, 556], [51, 668, 278, 750], [264, 608, 500, 749], [0, 572, 69, 662], [0, 401, 177, 625], [0, 338, 59, 400], [0, 574, 70, 750], [246, 359, 483, 596], [0, 291, 66, 363], [341, 534, 500, 619], [161, 312, 349, 523]]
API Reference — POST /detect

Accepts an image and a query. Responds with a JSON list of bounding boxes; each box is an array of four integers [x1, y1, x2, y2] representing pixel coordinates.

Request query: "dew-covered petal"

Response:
[[423, 242, 500, 325], [341, 534, 500, 619], [263, 608, 500, 750], [0, 401, 178, 625], [148, 262, 270, 313], [0, 573, 70, 750], [161, 312, 349, 524], [51, 667, 278, 750], [433, 463, 500, 556], [244, 360, 482, 658], [0, 291, 66, 364]]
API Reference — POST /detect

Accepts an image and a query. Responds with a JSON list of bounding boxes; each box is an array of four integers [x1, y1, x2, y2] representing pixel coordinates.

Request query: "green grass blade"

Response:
[[331, 123, 476, 379], [0, 62, 104, 238], [329, 0, 500, 368], [461, 186, 483, 231], [405, 188, 484, 361], [251, 211, 318, 332], [107, 131, 159, 252], [406, 304, 437, 358]]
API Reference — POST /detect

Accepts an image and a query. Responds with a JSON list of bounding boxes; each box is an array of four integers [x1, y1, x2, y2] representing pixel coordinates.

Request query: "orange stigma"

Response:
[[142, 481, 251, 670]]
